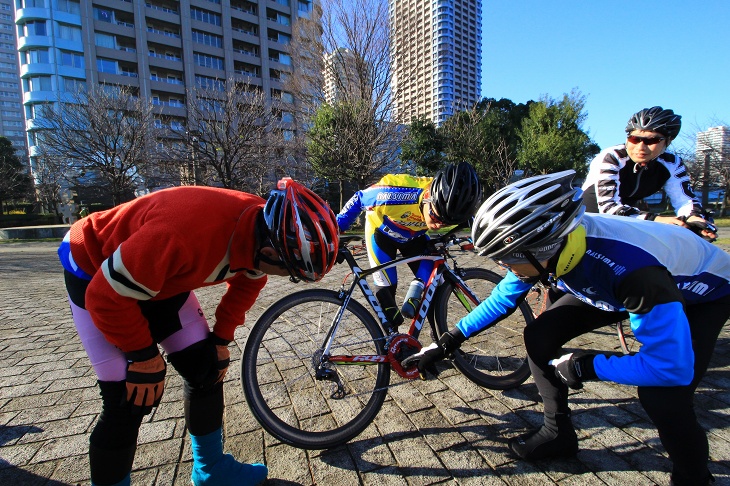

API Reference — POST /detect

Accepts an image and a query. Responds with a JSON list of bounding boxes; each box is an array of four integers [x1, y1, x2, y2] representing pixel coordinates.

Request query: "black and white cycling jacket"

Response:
[[581, 144, 704, 220]]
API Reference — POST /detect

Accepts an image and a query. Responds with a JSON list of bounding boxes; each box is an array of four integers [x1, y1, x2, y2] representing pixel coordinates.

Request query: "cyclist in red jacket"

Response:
[[58, 179, 338, 486]]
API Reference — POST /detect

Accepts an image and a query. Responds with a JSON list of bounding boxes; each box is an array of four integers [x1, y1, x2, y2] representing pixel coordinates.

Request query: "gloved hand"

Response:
[[124, 344, 166, 415], [549, 352, 597, 390], [401, 329, 466, 380], [677, 214, 718, 242], [209, 333, 231, 385]]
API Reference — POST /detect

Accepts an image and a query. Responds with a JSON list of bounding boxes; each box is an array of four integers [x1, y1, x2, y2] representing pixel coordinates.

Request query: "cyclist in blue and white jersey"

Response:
[[404, 170, 730, 486], [337, 162, 482, 329], [582, 106, 716, 240]]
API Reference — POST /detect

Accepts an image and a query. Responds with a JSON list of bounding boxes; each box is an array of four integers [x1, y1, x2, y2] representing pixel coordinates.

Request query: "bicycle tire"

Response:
[[434, 268, 533, 390], [241, 288, 390, 450], [617, 320, 638, 355]]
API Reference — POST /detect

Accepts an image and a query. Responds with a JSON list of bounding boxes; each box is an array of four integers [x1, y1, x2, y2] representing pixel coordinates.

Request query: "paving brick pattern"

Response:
[[1, 241, 730, 485]]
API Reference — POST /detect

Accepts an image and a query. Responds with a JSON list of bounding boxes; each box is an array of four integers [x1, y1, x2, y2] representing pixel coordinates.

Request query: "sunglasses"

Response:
[[626, 135, 665, 146], [423, 199, 445, 225]]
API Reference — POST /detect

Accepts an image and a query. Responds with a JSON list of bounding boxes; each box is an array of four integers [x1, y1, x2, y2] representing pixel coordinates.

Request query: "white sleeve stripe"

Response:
[[101, 246, 159, 301]]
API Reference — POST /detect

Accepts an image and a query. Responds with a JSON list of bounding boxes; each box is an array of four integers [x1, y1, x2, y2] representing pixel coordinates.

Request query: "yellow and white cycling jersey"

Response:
[[336, 174, 432, 243]]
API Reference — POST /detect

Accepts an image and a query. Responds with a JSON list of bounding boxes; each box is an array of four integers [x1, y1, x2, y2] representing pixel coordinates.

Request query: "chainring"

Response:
[[387, 334, 422, 379]]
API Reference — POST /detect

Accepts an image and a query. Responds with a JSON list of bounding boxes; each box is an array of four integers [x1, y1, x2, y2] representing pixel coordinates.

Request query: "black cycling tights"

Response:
[[524, 292, 730, 483], [89, 347, 225, 485]]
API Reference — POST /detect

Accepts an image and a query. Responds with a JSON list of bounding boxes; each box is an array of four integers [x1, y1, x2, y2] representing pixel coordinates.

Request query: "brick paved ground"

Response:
[[1, 241, 730, 485]]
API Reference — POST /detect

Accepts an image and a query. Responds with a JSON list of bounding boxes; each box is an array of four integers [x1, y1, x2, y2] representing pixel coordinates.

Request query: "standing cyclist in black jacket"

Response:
[[582, 106, 716, 240]]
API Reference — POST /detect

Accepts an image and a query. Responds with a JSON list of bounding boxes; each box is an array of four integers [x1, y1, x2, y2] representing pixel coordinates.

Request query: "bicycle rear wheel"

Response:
[[434, 268, 532, 390], [241, 289, 390, 450]]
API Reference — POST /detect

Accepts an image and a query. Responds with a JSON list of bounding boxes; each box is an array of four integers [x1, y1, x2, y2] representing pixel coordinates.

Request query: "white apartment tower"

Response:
[[389, 0, 481, 125], [323, 47, 365, 104], [696, 126, 730, 165]]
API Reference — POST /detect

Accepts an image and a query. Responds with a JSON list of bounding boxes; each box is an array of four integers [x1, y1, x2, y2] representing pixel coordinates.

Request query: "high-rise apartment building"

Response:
[[16, 0, 311, 182], [0, 0, 26, 155], [696, 126, 730, 164], [323, 47, 365, 104], [389, 0, 481, 125]]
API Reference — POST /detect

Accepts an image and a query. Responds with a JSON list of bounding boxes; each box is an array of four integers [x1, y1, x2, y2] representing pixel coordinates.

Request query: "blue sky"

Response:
[[481, 1, 730, 153]]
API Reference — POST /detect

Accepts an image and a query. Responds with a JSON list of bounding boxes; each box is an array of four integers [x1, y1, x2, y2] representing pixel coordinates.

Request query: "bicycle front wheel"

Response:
[[434, 268, 533, 390], [241, 289, 390, 450]]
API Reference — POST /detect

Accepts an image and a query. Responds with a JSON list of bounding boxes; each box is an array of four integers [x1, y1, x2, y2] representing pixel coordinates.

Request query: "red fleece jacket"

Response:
[[69, 186, 268, 352]]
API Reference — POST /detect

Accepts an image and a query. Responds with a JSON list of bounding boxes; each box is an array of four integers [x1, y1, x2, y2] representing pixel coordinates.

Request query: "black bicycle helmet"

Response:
[[429, 162, 483, 225], [471, 170, 584, 261], [263, 177, 339, 282], [625, 106, 682, 140]]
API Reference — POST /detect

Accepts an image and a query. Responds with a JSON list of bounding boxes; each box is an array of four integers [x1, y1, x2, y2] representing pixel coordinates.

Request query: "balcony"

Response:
[[147, 27, 181, 38]]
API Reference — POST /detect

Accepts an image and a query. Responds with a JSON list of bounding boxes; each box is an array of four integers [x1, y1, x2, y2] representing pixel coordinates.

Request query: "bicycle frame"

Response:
[[324, 239, 482, 377]]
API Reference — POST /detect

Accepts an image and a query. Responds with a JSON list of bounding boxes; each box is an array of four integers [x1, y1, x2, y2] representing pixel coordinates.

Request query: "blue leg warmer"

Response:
[[190, 428, 268, 486]]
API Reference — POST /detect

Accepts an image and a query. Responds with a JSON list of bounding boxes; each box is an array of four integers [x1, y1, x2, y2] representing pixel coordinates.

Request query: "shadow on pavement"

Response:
[[0, 425, 68, 486]]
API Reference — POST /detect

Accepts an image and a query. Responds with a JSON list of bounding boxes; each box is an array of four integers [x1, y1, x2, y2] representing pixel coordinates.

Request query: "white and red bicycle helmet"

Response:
[[263, 178, 339, 282]]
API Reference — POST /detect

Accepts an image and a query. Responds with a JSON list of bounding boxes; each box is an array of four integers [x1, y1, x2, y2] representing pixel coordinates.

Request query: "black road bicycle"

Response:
[[241, 228, 533, 450]]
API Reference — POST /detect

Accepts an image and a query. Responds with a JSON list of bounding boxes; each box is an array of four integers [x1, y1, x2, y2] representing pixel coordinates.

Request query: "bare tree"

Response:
[[165, 77, 289, 194], [680, 119, 730, 216], [34, 85, 165, 206], [31, 155, 65, 221], [288, 0, 403, 204]]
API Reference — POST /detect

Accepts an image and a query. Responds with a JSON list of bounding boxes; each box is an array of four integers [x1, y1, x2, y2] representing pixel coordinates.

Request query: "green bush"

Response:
[[0, 213, 58, 228]]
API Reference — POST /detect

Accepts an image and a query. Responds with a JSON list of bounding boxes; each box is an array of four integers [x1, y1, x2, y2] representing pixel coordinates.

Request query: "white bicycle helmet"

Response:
[[471, 170, 585, 262]]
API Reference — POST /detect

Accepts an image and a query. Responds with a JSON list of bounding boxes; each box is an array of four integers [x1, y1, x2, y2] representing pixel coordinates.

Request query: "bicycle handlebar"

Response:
[[677, 215, 718, 242]]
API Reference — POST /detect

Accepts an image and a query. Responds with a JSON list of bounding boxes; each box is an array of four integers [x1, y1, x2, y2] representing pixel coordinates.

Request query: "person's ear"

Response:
[[259, 246, 279, 259]]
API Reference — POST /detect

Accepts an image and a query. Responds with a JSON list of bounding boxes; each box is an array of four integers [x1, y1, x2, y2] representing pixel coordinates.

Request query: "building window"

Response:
[[27, 76, 52, 91], [22, 48, 49, 64], [195, 75, 225, 91], [57, 0, 81, 15], [22, 0, 45, 8], [96, 58, 118, 74], [60, 77, 86, 92], [190, 7, 221, 26], [194, 53, 224, 70], [95, 32, 115, 49], [94, 8, 114, 23], [23, 20, 47, 36], [60, 51, 84, 69], [192, 30, 222, 48], [58, 24, 82, 41]]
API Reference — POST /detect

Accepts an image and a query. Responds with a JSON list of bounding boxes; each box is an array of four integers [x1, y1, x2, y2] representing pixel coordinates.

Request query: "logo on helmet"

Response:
[[503, 233, 519, 245]]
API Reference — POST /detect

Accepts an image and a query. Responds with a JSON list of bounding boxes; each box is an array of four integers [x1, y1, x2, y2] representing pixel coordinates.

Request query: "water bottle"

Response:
[[401, 278, 425, 319]]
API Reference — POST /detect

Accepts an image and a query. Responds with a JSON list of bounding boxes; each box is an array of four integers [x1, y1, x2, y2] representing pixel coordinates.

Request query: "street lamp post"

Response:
[[186, 130, 201, 186], [702, 149, 712, 208]]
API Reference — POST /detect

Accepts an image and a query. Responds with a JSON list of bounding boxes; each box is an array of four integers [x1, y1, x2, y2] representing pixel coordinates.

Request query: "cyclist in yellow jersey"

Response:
[[337, 162, 482, 330]]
